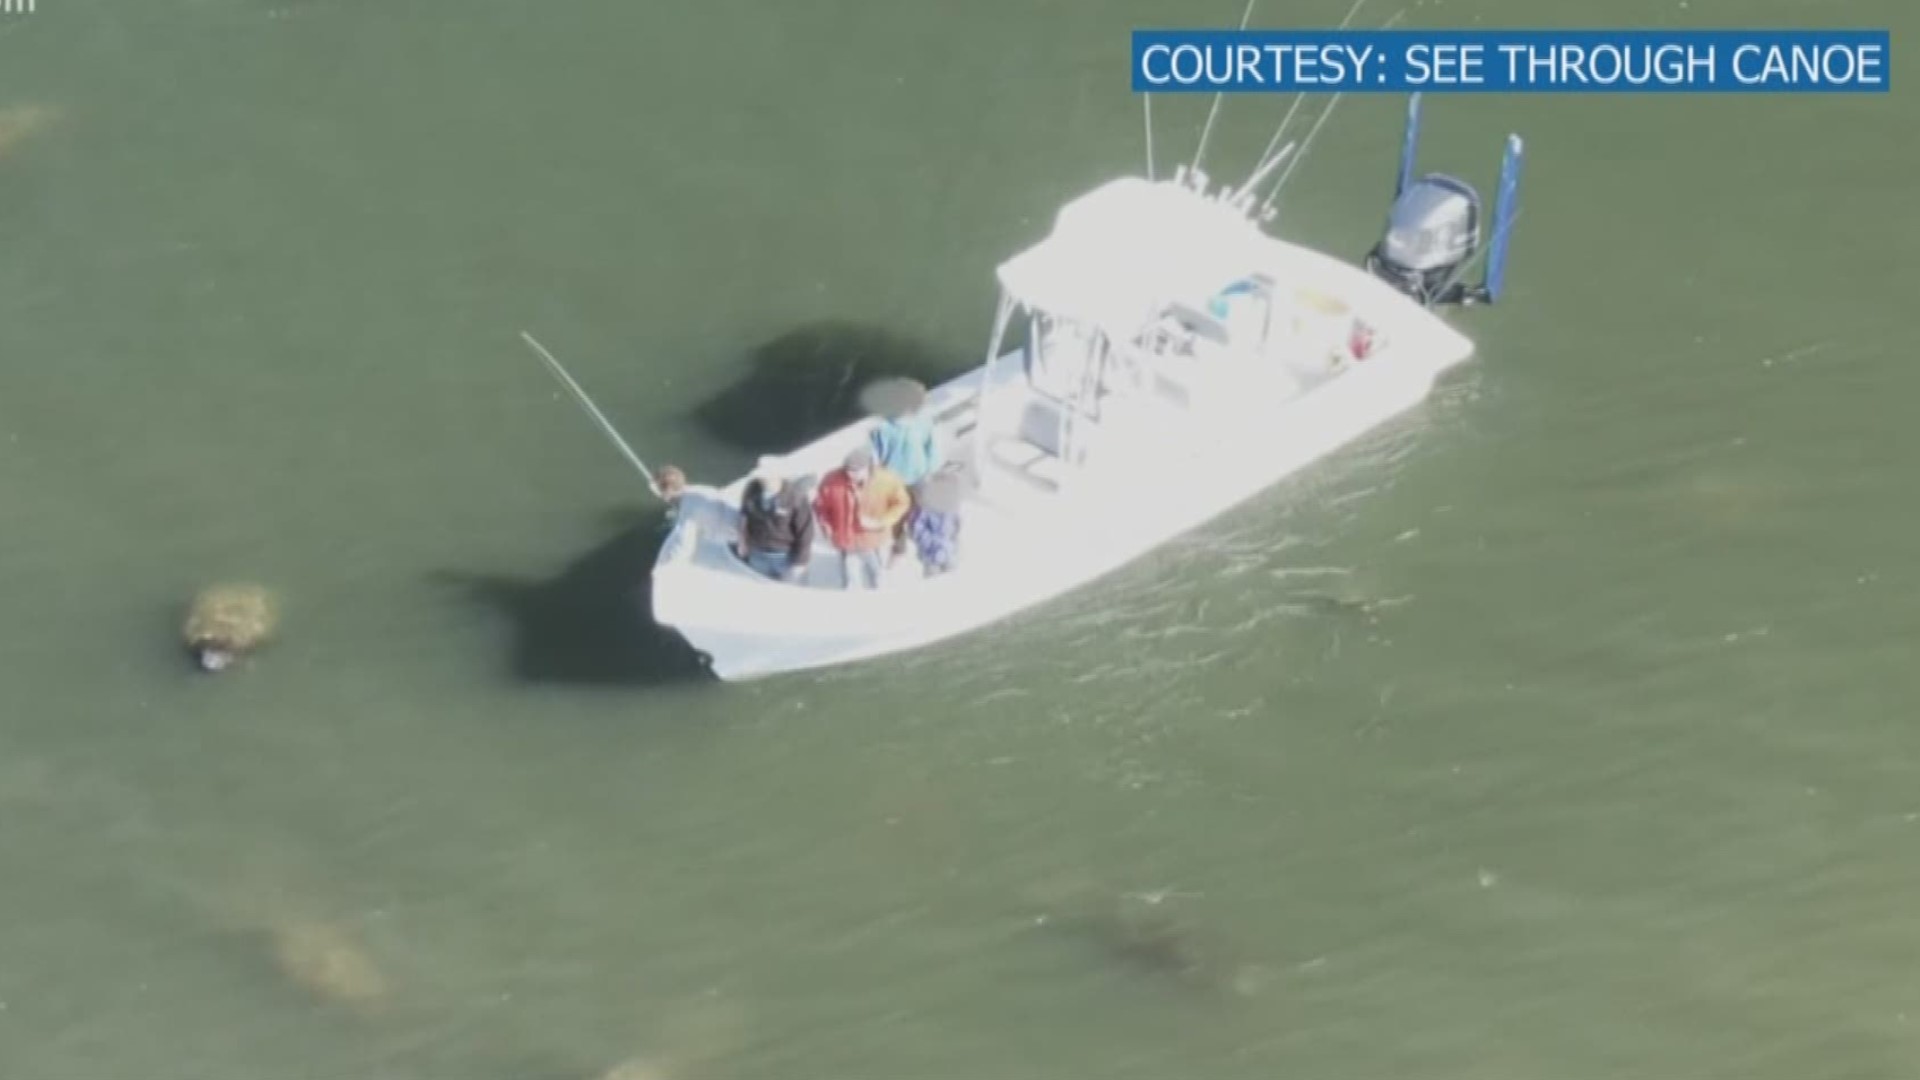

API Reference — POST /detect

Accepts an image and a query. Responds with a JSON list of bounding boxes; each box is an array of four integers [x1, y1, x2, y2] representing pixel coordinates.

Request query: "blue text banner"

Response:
[[1131, 29, 1892, 92]]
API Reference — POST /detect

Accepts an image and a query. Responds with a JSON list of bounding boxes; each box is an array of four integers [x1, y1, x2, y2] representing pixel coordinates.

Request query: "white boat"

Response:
[[648, 95, 1524, 681]]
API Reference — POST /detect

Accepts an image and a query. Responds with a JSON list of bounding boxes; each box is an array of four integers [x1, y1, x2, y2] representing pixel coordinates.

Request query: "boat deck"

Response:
[[665, 327, 1338, 595], [673, 351, 1073, 592]]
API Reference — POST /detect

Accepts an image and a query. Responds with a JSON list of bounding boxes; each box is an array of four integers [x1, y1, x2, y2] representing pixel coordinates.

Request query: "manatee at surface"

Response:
[[182, 583, 280, 672]]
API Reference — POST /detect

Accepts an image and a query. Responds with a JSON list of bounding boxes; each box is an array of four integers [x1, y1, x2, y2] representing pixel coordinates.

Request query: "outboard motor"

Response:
[[1363, 94, 1524, 308], [1366, 175, 1483, 306]]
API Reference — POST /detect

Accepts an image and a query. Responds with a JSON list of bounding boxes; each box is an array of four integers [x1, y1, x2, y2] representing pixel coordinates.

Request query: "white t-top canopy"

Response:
[[994, 178, 1274, 336]]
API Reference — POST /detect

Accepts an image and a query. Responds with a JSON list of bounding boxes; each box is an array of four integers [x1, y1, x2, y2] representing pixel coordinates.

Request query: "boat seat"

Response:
[[985, 438, 1062, 496], [1163, 303, 1231, 346]]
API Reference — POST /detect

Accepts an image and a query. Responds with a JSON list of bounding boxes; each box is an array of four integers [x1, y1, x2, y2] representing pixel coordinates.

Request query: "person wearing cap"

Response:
[[812, 445, 910, 589], [734, 459, 815, 584]]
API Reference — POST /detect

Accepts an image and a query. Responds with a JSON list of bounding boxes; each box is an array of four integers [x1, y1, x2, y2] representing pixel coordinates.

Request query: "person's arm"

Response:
[[789, 501, 815, 567], [920, 421, 942, 472], [855, 483, 884, 530], [880, 479, 911, 528], [813, 486, 843, 548], [733, 491, 753, 558]]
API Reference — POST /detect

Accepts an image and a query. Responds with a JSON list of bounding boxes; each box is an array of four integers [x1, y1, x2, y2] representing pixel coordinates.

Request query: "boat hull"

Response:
[[652, 328, 1469, 682]]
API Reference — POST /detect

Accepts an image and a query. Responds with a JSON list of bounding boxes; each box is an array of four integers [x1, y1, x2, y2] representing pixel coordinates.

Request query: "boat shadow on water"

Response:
[[692, 319, 972, 456], [435, 321, 970, 689], [431, 508, 713, 690]]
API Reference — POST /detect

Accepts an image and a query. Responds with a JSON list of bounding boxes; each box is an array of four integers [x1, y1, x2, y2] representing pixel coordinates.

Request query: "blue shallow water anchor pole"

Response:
[[1484, 133, 1525, 302], [1395, 93, 1422, 200]]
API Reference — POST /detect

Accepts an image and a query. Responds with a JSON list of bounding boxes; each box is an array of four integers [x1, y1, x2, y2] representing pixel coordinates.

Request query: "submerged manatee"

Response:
[[267, 916, 390, 1011], [195, 868, 393, 1014], [1658, 467, 1791, 530], [589, 992, 749, 1080], [1079, 903, 1208, 980], [598, 1059, 671, 1080], [1025, 886, 1266, 998], [1273, 588, 1414, 624], [0, 104, 57, 161]]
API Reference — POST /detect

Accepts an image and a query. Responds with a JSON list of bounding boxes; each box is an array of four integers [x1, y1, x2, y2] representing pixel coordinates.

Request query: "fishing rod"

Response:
[[1239, 0, 1375, 196], [518, 330, 663, 499], [1228, 140, 1296, 213], [1189, 0, 1262, 178], [1144, 92, 1157, 181], [1260, 90, 1345, 215], [1258, 5, 1408, 217]]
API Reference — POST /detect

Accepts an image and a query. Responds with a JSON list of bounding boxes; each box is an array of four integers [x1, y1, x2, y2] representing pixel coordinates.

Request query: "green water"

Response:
[[3, 0, 1916, 1076]]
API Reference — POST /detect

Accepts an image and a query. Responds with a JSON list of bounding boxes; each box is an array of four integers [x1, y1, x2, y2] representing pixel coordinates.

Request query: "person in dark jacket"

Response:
[[734, 464, 814, 583]]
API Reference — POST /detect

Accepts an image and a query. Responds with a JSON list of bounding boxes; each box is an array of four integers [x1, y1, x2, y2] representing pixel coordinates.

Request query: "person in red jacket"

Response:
[[812, 446, 911, 589]]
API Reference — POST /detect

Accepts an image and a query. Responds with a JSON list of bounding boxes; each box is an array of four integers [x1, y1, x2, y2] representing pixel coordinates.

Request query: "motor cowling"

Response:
[[1366, 174, 1485, 305]]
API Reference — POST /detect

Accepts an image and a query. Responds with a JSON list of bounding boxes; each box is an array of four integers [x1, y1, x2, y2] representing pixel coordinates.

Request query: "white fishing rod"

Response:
[[1228, 140, 1296, 213], [1258, 6, 1408, 216], [519, 330, 663, 499], [1238, 0, 1374, 198], [1260, 90, 1346, 215], [1144, 92, 1157, 181], [1189, 0, 1262, 179]]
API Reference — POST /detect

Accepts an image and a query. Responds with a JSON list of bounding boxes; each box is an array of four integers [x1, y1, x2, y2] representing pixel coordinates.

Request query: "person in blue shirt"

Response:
[[864, 378, 941, 558], [867, 379, 940, 487]]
